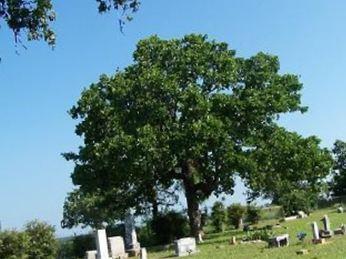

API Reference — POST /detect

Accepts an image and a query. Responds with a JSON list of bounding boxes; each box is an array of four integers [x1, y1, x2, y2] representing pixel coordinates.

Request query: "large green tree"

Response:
[[330, 140, 346, 196], [0, 0, 139, 48], [245, 126, 332, 214], [64, 34, 307, 239]]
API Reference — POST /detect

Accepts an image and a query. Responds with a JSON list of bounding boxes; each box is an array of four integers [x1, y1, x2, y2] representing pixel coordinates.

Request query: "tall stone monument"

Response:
[[95, 229, 110, 259], [124, 211, 141, 256]]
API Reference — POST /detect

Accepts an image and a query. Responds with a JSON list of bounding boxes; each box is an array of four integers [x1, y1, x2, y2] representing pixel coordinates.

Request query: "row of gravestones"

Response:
[[267, 214, 345, 248], [84, 211, 199, 258], [311, 214, 345, 244], [85, 212, 145, 259]]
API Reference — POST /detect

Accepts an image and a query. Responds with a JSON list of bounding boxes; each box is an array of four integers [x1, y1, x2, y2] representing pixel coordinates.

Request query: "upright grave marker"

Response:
[[320, 215, 333, 238], [85, 250, 97, 259], [174, 237, 197, 257], [108, 236, 127, 258], [311, 222, 325, 244], [124, 211, 141, 256], [96, 229, 110, 259]]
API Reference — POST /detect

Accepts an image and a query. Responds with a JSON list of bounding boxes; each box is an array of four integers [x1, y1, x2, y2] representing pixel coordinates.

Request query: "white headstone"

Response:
[[197, 232, 203, 243], [174, 237, 197, 257], [96, 229, 110, 259], [140, 248, 148, 259], [85, 250, 97, 259], [311, 222, 320, 240], [297, 211, 307, 218], [108, 236, 127, 258]]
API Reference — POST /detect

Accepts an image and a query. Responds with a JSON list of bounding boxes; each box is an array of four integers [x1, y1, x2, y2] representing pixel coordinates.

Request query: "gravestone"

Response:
[[124, 211, 141, 256], [229, 236, 237, 245], [311, 222, 320, 240], [85, 250, 97, 259], [108, 236, 127, 258], [268, 234, 289, 248], [297, 211, 307, 218], [174, 237, 197, 257], [320, 215, 333, 238], [334, 224, 346, 235], [197, 232, 203, 243], [96, 229, 110, 259], [284, 215, 298, 221], [311, 222, 325, 244], [140, 248, 147, 259]]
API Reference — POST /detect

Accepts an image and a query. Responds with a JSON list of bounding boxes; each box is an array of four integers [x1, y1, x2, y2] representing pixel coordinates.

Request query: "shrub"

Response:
[[137, 221, 156, 247], [243, 229, 273, 242], [0, 230, 30, 259], [71, 234, 95, 259], [57, 238, 75, 259], [260, 206, 284, 220], [211, 202, 226, 232], [227, 203, 246, 229], [151, 211, 189, 245], [0, 220, 58, 259], [25, 220, 58, 259], [246, 204, 261, 224]]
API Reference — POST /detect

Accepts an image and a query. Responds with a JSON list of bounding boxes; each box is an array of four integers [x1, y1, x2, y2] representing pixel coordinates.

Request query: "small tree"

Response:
[[246, 204, 261, 225], [211, 202, 227, 232], [25, 220, 58, 259], [277, 190, 316, 216], [227, 204, 246, 229]]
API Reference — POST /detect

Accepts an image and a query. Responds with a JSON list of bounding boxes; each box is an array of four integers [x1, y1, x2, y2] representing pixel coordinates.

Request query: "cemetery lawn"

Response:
[[147, 207, 346, 259]]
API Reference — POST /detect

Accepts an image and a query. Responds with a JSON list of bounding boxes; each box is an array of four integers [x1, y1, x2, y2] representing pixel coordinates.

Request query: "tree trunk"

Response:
[[182, 160, 202, 242], [185, 185, 201, 240], [152, 197, 159, 219]]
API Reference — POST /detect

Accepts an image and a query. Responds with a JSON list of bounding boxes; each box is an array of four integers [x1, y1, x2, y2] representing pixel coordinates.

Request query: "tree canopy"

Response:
[[244, 126, 332, 214], [0, 0, 140, 48], [64, 34, 312, 238]]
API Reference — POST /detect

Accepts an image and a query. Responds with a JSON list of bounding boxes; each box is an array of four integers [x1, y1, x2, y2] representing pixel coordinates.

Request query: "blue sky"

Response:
[[1, 0, 346, 237]]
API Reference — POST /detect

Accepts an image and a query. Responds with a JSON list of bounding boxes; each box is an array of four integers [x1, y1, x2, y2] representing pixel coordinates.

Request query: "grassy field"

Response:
[[148, 207, 346, 259]]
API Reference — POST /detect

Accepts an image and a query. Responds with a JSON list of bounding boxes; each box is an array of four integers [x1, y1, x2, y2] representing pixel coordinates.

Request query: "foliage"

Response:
[[0, 230, 30, 259], [330, 140, 346, 196], [246, 204, 261, 224], [0, 0, 139, 49], [245, 126, 333, 211], [150, 211, 189, 245], [210, 201, 227, 232], [277, 189, 317, 216], [71, 234, 95, 259], [260, 206, 284, 220], [24, 220, 58, 259], [0, 220, 57, 259], [227, 204, 246, 229], [64, 33, 307, 238], [57, 238, 75, 259], [243, 229, 273, 242]]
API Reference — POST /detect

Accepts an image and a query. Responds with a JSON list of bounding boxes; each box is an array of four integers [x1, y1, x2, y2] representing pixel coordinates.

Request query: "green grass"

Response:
[[148, 207, 346, 258]]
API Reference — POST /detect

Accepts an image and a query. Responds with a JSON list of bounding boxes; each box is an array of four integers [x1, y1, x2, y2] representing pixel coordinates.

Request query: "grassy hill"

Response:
[[148, 207, 346, 258]]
